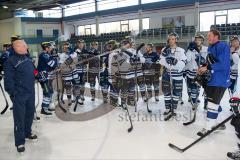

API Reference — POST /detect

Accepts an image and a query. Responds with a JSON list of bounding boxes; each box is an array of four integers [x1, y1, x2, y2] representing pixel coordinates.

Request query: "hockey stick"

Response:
[[120, 104, 133, 133], [169, 114, 234, 153], [56, 72, 67, 113], [0, 83, 9, 115]]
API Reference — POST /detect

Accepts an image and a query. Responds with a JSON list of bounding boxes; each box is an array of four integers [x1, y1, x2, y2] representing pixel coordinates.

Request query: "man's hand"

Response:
[[198, 66, 208, 75]]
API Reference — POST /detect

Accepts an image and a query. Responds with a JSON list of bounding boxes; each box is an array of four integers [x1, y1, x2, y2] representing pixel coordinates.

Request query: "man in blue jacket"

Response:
[[4, 40, 37, 153], [197, 29, 231, 136]]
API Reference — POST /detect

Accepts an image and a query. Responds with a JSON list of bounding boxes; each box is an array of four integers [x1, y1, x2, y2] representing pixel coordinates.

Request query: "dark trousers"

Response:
[[13, 92, 35, 146]]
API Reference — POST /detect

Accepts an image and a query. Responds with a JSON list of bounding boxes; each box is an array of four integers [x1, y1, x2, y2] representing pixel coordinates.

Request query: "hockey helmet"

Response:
[[230, 35, 240, 42], [194, 33, 205, 41], [11, 35, 22, 43], [41, 42, 53, 50]]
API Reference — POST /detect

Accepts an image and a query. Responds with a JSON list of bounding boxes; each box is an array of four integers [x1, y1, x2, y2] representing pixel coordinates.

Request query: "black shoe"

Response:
[[197, 128, 209, 137], [91, 95, 95, 101], [41, 108, 52, 115], [227, 150, 240, 159], [155, 96, 159, 102], [26, 133, 38, 141], [163, 109, 171, 115], [17, 145, 25, 153], [48, 108, 55, 112]]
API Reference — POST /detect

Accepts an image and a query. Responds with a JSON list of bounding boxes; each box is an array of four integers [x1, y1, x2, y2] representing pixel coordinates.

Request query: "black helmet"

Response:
[[230, 35, 239, 42], [195, 33, 205, 41], [121, 36, 133, 45], [41, 42, 52, 50], [168, 32, 179, 41], [77, 39, 85, 43], [11, 35, 22, 43]]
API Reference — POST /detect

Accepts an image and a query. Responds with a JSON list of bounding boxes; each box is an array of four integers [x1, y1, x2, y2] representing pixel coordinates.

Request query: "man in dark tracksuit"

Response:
[[143, 43, 160, 102], [88, 41, 100, 101], [4, 40, 37, 153]]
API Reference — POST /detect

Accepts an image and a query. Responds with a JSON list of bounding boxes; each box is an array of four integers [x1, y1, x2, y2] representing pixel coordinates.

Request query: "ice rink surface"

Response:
[[0, 77, 239, 160]]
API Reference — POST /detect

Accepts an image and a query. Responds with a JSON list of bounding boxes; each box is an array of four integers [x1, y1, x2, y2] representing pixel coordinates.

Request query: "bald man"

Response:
[[4, 40, 37, 153]]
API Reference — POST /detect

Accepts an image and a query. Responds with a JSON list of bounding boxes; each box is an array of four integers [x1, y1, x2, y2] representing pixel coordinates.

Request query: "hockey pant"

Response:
[[144, 74, 160, 98], [137, 76, 146, 98], [231, 115, 240, 139], [100, 70, 110, 100], [186, 77, 200, 104], [88, 72, 99, 97], [205, 86, 226, 130], [229, 78, 238, 95], [78, 72, 86, 98], [162, 71, 183, 110], [13, 91, 35, 146], [40, 80, 53, 109]]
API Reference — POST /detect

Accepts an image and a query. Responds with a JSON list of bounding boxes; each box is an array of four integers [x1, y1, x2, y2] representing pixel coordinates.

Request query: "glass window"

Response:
[[228, 9, 240, 23], [216, 16, 227, 24], [41, 7, 62, 18], [129, 19, 139, 32], [142, 18, 150, 30], [64, 0, 95, 17], [99, 21, 120, 34], [97, 0, 138, 11], [200, 11, 215, 32], [77, 24, 96, 35], [141, 0, 166, 4], [215, 10, 227, 15]]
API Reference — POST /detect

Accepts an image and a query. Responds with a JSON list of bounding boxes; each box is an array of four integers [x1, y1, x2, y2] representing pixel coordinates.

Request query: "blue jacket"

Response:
[[4, 53, 35, 97], [207, 41, 231, 88]]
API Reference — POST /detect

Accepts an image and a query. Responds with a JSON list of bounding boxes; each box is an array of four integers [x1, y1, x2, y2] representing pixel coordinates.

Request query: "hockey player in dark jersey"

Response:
[[227, 97, 240, 159], [143, 43, 160, 102], [88, 41, 101, 101], [75, 40, 89, 102], [229, 35, 240, 96], [160, 32, 187, 120], [37, 42, 58, 115], [197, 29, 231, 136]]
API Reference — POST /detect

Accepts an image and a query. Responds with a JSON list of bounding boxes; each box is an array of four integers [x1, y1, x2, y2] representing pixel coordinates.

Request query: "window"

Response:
[[200, 11, 215, 31], [228, 9, 240, 23], [99, 21, 120, 34], [215, 10, 227, 15], [142, 18, 150, 30], [97, 0, 138, 11], [129, 19, 139, 32], [141, 0, 166, 4], [216, 16, 227, 25], [64, 0, 95, 17], [78, 24, 96, 35], [41, 7, 62, 18]]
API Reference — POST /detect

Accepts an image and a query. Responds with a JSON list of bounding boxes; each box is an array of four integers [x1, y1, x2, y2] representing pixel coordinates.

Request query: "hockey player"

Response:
[[197, 29, 230, 136], [0, 43, 10, 73], [143, 43, 160, 102], [229, 35, 240, 96], [109, 37, 143, 107], [227, 97, 240, 159], [160, 32, 187, 119], [88, 41, 100, 101], [59, 42, 81, 106], [100, 40, 118, 104], [74, 40, 88, 102], [185, 34, 208, 109], [37, 42, 58, 115], [4, 40, 37, 153]]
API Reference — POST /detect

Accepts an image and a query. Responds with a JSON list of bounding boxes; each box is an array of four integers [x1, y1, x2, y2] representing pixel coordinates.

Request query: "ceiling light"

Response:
[[3, 6, 8, 9]]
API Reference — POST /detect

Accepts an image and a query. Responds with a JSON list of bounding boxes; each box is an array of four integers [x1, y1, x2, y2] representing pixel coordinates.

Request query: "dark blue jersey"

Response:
[[207, 41, 231, 88], [37, 51, 58, 73]]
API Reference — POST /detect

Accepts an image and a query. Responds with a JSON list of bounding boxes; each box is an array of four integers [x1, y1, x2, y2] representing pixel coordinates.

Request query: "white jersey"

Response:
[[59, 52, 78, 81], [231, 48, 240, 80], [160, 46, 187, 80], [108, 48, 144, 83], [185, 46, 208, 79]]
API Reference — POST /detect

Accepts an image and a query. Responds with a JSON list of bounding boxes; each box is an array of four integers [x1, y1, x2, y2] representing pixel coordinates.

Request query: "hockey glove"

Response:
[[162, 46, 171, 57], [230, 97, 240, 116]]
